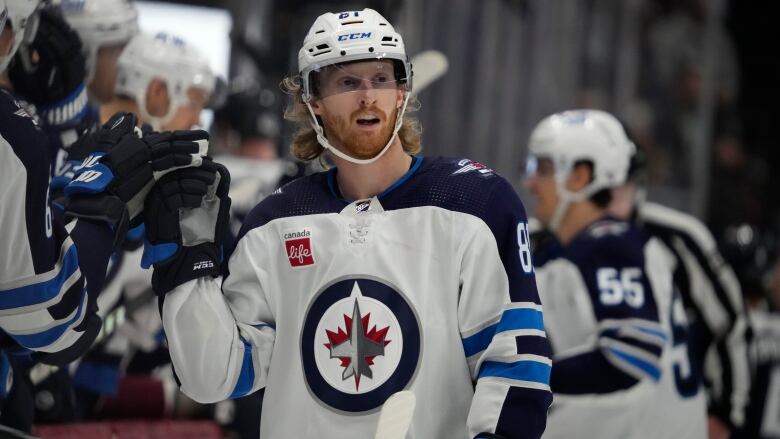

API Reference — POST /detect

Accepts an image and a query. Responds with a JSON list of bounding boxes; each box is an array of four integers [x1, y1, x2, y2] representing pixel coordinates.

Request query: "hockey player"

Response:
[[61, 0, 138, 106], [0, 0, 210, 430], [608, 138, 751, 438], [101, 32, 215, 131], [141, 8, 552, 439], [525, 109, 707, 438]]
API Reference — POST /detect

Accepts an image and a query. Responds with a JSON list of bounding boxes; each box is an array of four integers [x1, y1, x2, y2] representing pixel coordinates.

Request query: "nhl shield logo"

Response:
[[301, 277, 421, 412]]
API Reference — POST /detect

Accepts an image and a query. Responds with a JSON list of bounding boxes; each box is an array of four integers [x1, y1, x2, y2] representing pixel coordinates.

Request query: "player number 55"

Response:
[[597, 267, 644, 308]]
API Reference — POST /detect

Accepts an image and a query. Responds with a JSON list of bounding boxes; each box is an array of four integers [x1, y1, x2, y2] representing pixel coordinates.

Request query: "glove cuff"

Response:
[[37, 83, 90, 128], [151, 243, 221, 295]]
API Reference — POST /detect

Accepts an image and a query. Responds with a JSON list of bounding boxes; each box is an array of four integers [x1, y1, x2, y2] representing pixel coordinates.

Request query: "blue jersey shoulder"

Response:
[[382, 156, 514, 218], [565, 218, 647, 267], [235, 172, 343, 241]]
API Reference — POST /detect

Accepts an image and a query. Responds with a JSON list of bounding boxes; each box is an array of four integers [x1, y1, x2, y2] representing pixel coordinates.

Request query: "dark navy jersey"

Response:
[[534, 216, 708, 438], [161, 156, 552, 439], [0, 89, 113, 365]]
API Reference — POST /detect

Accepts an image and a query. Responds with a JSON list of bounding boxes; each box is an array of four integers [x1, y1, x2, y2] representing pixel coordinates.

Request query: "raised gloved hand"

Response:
[[8, 7, 88, 127], [51, 112, 143, 195], [142, 160, 232, 295], [64, 113, 209, 249]]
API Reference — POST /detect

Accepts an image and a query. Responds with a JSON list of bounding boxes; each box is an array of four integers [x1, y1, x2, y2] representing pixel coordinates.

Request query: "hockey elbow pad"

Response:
[[142, 160, 232, 295]]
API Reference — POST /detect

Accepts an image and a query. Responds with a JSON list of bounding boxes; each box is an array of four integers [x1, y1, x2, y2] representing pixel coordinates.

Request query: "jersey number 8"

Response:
[[517, 222, 533, 274]]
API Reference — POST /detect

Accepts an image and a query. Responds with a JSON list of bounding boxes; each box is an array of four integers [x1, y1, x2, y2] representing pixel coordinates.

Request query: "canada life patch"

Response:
[[284, 228, 314, 267]]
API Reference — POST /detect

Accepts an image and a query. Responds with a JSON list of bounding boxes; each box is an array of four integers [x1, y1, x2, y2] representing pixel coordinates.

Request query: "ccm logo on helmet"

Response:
[[337, 32, 372, 42]]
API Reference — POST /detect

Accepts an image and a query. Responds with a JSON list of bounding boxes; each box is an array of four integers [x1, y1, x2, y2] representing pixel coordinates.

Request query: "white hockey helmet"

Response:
[[115, 32, 215, 130], [0, 0, 40, 72], [527, 109, 635, 229], [61, 0, 139, 83], [297, 8, 413, 165]]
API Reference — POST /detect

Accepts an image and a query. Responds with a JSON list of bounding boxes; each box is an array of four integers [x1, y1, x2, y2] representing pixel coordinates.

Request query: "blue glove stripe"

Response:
[[64, 163, 114, 196], [126, 224, 145, 241], [141, 240, 179, 269], [50, 160, 82, 190]]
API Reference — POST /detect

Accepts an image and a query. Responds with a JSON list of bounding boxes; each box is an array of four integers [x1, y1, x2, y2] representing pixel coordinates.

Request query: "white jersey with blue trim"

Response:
[[160, 156, 552, 438], [0, 89, 114, 365], [533, 217, 707, 439]]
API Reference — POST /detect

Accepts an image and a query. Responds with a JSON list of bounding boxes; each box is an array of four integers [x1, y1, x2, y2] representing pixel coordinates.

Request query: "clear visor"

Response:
[[312, 60, 408, 99], [524, 155, 555, 179]]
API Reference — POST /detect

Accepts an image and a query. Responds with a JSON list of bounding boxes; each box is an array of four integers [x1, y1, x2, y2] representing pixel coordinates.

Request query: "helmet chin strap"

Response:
[[304, 91, 410, 165], [547, 181, 598, 233], [137, 90, 178, 131]]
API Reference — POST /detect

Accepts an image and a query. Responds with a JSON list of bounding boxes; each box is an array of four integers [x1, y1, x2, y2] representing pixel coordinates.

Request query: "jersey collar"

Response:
[[326, 155, 424, 203]]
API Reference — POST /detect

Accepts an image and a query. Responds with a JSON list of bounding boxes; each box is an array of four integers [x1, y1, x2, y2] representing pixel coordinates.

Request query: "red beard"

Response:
[[321, 104, 399, 160]]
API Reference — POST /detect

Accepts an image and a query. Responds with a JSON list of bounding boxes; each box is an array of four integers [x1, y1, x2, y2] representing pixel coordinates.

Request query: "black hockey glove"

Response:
[[64, 113, 210, 249], [8, 7, 88, 127], [142, 160, 232, 295]]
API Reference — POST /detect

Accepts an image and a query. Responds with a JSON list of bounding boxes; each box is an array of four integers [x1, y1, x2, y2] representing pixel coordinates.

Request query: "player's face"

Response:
[[90, 43, 126, 104], [525, 158, 559, 226], [163, 86, 209, 131], [310, 60, 405, 160]]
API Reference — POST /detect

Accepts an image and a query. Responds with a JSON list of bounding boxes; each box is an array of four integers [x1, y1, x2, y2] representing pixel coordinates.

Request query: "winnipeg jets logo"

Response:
[[301, 277, 420, 412], [325, 296, 391, 390]]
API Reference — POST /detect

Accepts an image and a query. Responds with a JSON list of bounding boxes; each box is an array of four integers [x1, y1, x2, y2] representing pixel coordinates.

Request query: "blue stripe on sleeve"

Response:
[[11, 288, 87, 349], [0, 245, 79, 310], [478, 359, 551, 386], [496, 308, 545, 333], [229, 336, 255, 399], [606, 347, 661, 381], [633, 325, 668, 342], [462, 307, 545, 358], [462, 323, 498, 357]]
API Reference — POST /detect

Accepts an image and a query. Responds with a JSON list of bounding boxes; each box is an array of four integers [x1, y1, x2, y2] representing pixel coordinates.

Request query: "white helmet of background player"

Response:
[[115, 32, 215, 130], [526, 109, 634, 230], [298, 8, 413, 165], [0, 0, 40, 72], [61, 0, 138, 83]]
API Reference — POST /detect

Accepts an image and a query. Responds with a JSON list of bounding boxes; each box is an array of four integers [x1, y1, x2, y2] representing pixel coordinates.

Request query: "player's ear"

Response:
[[310, 97, 323, 115], [146, 78, 170, 117], [567, 162, 593, 192]]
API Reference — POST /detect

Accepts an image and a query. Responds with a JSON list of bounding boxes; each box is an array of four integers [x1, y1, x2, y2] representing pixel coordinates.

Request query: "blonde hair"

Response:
[[281, 75, 422, 163]]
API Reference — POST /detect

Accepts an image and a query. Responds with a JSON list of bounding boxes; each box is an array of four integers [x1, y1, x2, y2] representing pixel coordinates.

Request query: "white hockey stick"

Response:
[[374, 390, 416, 439], [409, 50, 449, 96]]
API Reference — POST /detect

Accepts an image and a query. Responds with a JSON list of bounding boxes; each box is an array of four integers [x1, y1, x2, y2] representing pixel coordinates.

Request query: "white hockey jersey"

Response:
[[533, 217, 707, 439], [160, 157, 553, 438]]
